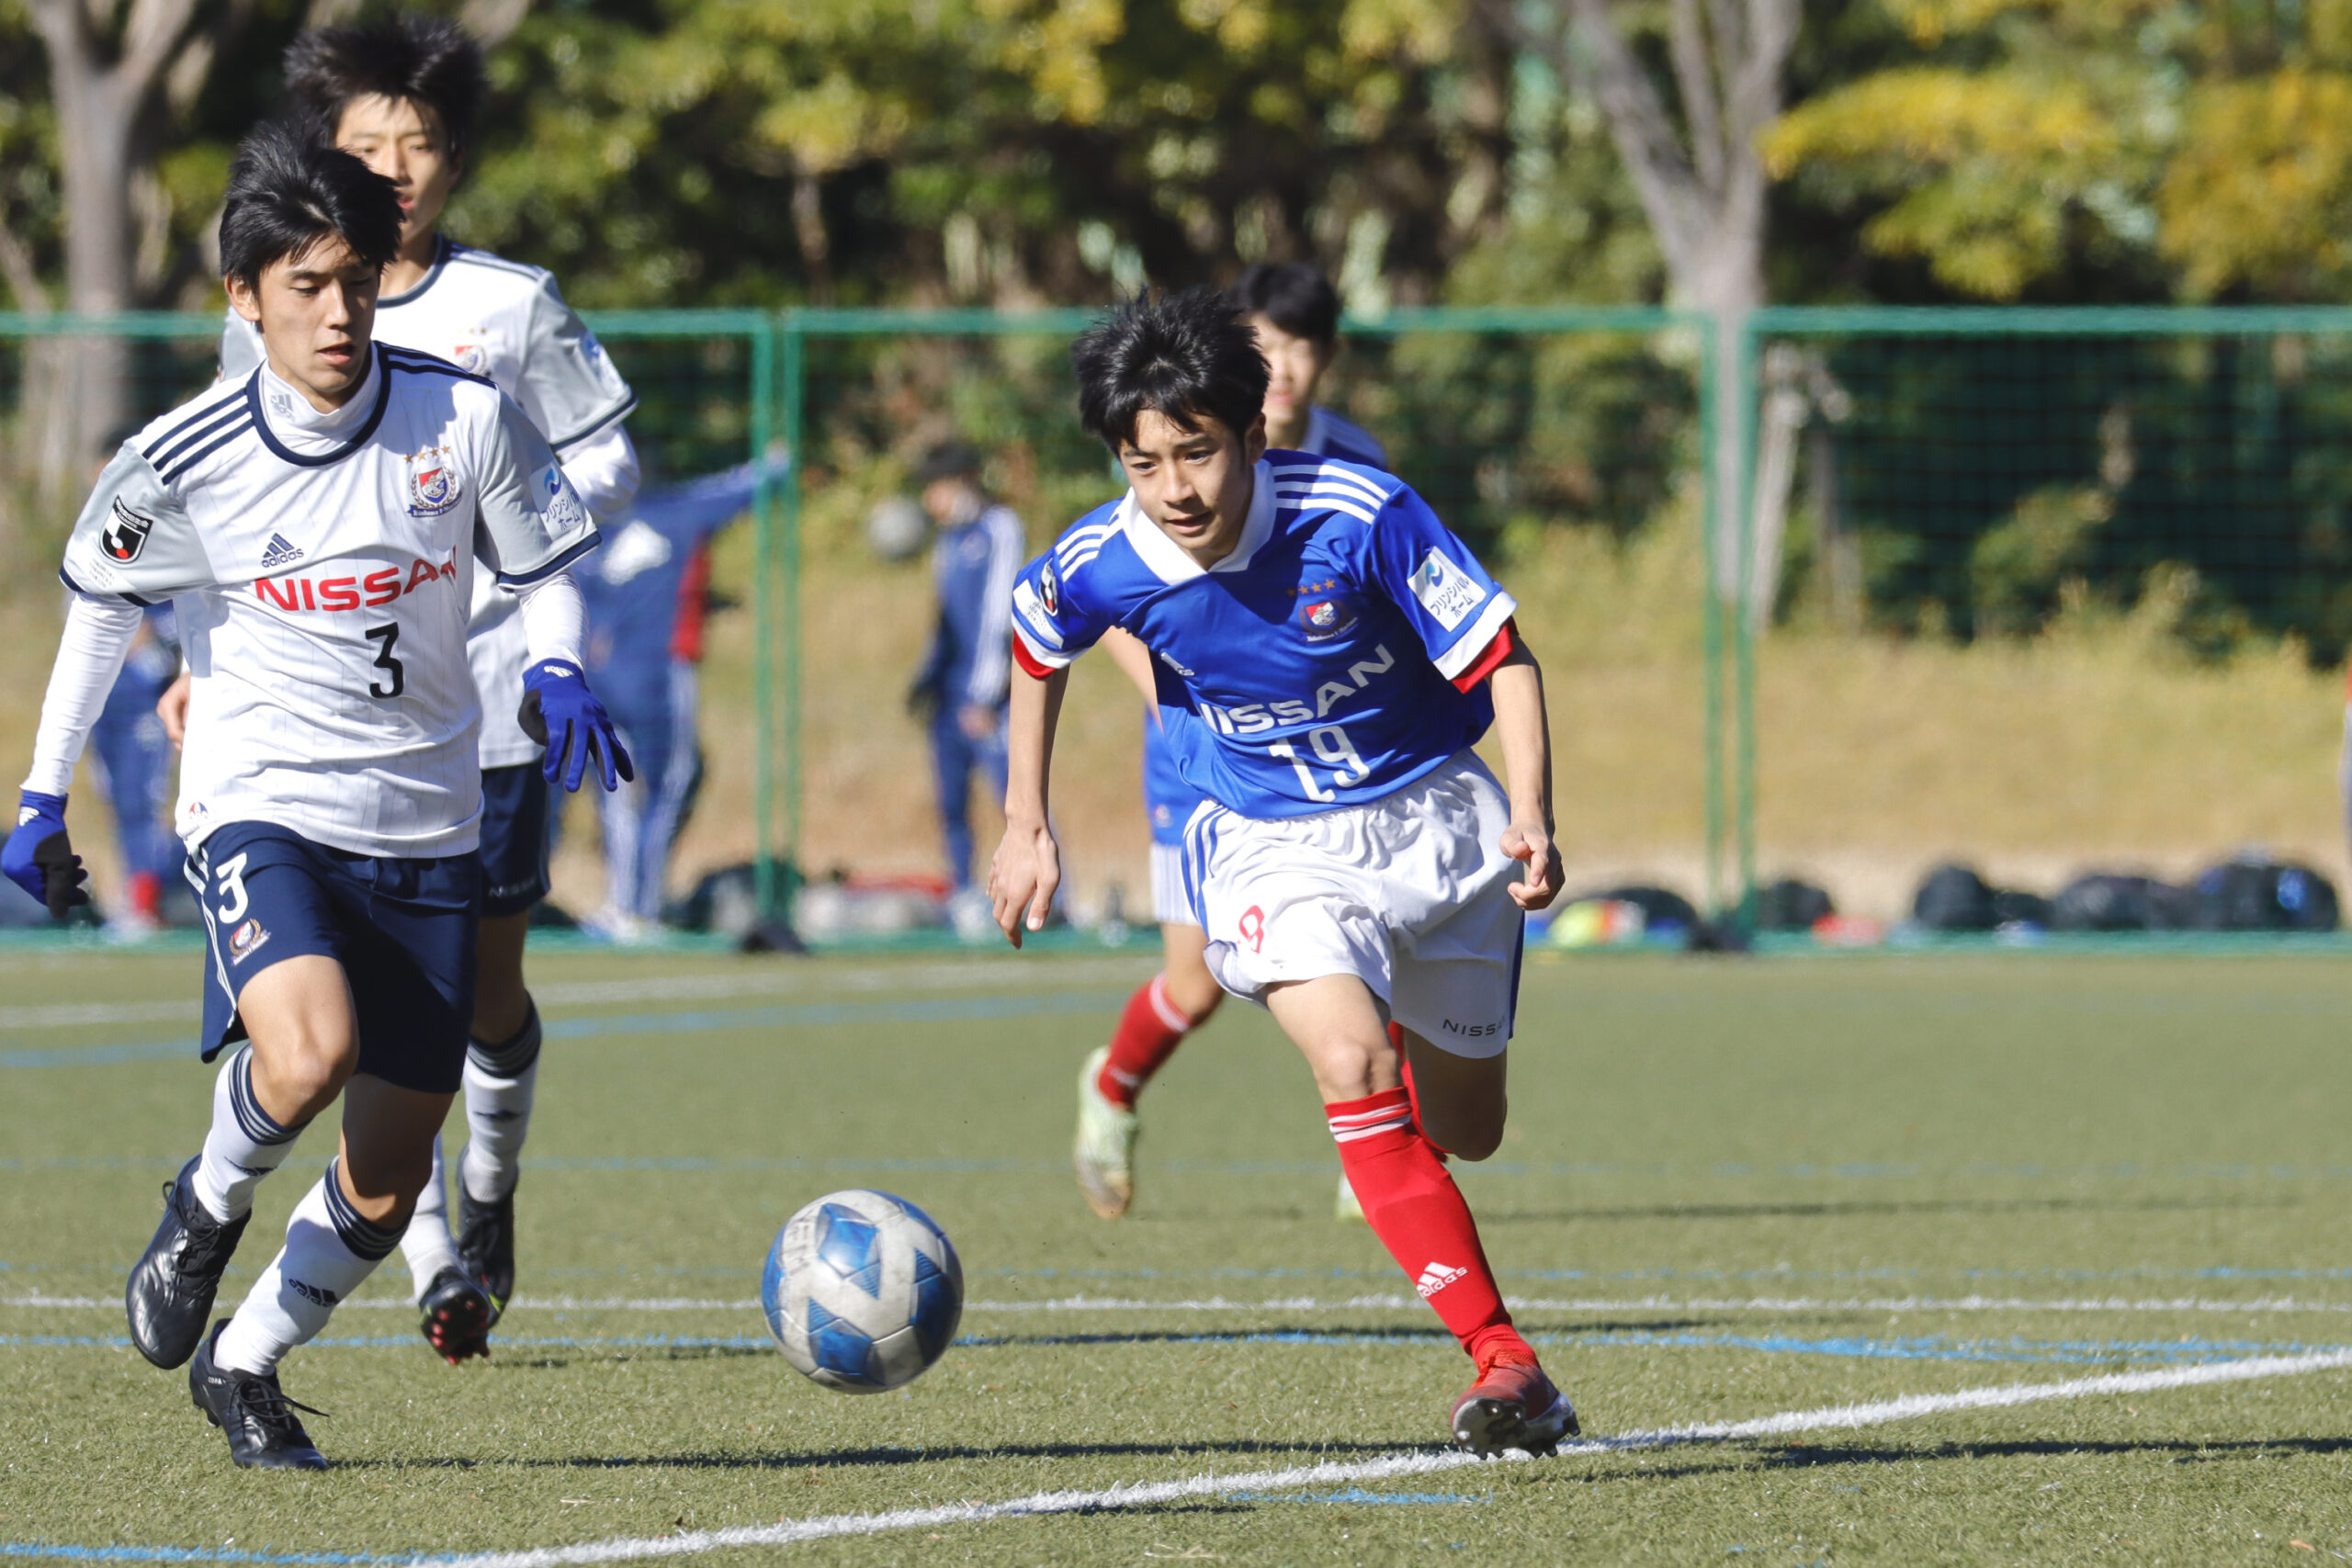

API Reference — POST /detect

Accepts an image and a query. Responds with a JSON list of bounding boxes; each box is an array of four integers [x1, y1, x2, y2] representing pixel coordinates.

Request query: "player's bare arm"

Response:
[[988, 660, 1066, 946], [1486, 638, 1560, 910]]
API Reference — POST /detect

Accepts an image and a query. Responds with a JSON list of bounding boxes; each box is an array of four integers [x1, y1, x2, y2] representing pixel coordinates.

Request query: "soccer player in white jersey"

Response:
[[2, 126, 628, 1469], [1076, 265, 1390, 1222], [164, 16, 641, 1362], [993, 289, 1576, 1455]]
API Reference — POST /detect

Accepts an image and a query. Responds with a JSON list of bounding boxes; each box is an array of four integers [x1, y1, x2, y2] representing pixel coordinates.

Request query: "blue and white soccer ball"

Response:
[[760, 1189, 963, 1393]]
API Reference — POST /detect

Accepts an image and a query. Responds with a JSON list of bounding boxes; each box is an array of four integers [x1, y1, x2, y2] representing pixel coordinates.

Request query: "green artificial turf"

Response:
[[5, 945, 2352, 1563]]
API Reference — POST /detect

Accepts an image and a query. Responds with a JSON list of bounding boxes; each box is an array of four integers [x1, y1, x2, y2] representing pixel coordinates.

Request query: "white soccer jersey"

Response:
[[63, 344, 600, 859], [220, 237, 635, 768]]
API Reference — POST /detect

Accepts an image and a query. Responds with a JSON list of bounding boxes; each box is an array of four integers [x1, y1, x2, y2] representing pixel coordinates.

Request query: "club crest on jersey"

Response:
[[1038, 561, 1060, 616], [405, 446, 463, 517], [453, 343, 488, 374], [1295, 596, 1358, 642], [101, 499, 154, 563], [227, 919, 271, 964]]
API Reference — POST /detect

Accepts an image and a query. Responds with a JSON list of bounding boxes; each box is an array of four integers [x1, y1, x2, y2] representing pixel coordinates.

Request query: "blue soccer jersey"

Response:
[[1137, 416, 1391, 842], [1015, 454, 1516, 821]]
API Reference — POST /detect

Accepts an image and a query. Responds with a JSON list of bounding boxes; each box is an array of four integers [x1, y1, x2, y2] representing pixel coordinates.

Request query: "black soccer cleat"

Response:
[[418, 1266, 493, 1363], [188, 1322, 327, 1470], [457, 1186, 515, 1325], [127, 1156, 251, 1370]]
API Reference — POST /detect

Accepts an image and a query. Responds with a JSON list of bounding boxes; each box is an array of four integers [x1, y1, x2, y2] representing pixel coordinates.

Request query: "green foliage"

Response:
[[1767, 0, 2352, 304]]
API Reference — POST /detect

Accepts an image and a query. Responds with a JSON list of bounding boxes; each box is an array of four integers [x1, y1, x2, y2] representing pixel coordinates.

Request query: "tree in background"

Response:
[[1765, 0, 2352, 303]]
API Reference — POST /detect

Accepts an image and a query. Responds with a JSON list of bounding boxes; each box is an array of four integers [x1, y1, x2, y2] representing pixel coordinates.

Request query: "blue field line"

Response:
[[0, 1548, 419, 1565], [9, 1328, 2344, 1366], [0, 990, 1131, 1071]]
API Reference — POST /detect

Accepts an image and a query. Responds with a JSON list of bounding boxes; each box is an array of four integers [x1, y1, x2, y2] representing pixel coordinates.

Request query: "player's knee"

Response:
[[1165, 964, 1224, 1023], [249, 1029, 356, 1122], [1416, 1090, 1506, 1161]]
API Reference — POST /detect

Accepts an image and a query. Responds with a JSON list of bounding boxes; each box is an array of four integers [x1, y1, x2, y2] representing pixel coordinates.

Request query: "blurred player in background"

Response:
[[6, 127, 624, 1468], [997, 288, 1573, 1456], [90, 604, 183, 934], [163, 14, 640, 1363], [579, 457, 771, 935], [904, 440, 1023, 931], [1074, 265, 1389, 1222]]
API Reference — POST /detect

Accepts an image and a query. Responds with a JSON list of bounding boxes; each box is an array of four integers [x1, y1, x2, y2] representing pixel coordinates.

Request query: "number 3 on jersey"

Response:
[[364, 622, 405, 699], [1269, 725, 1371, 803]]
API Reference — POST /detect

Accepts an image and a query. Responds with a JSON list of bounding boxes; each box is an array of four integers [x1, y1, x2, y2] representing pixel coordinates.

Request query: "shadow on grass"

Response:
[[339, 1438, 1418, 1472], [1562, 1434, 2352, 1486]]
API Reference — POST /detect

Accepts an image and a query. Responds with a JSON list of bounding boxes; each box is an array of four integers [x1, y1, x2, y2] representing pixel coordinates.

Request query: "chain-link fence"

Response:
[[1733, 308, 2352, 934]]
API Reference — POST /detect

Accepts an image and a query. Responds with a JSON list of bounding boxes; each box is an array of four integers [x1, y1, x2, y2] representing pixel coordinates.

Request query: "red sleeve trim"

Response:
[[1450, 619, 1515, 693], [1012, 634, 1057, 681]]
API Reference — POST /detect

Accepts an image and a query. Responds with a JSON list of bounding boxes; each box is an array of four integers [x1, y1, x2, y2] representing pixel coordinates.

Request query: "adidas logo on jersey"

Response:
[[259, 534, 303, 570], [1416, 1261, 1468, 1299]]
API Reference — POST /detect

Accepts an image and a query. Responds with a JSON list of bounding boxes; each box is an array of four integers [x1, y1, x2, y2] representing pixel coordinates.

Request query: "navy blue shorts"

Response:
[[187, 822, 481, 1095], [479, 762, 551, 918]]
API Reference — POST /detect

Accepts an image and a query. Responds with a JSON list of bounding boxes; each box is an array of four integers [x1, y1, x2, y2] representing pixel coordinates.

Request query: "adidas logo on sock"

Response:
[[260, 534, 303, 570], [1416, 1261, 1468, 1299]]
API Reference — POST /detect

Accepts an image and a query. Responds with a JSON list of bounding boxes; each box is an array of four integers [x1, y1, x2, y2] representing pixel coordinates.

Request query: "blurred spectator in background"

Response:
[[578, 457, 774, 939], [905, 440, 1023, 919], [1231, 263, 1385, 467], [93, 604, 184, 933]]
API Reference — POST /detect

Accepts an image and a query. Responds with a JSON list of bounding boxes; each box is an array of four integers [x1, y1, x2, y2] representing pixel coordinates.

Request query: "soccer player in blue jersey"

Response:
[[994, 288, 1576, 1455], [1075, 265, 1390, 1221]]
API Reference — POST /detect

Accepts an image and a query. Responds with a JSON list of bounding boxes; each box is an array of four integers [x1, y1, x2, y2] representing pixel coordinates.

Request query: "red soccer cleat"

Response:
[[1450, 1351, 1578, 1456]]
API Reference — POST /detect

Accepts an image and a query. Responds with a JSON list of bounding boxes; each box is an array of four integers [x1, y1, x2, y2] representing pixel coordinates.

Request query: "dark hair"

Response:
[[285, 14, 486, 162], [1230, 263, 1340, 344], [219, 120, 403, 290], [1072, 288, 1270, 452]]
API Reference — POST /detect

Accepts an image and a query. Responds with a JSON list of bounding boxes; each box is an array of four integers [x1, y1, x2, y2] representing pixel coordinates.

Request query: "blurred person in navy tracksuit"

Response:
[[904, 441, 1023, 900], [579, 459, 771, 936]]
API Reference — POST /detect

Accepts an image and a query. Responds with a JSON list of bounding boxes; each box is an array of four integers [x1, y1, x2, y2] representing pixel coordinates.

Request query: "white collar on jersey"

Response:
[[255, 347, 383, 446], [1118, 457, 1276, 585]]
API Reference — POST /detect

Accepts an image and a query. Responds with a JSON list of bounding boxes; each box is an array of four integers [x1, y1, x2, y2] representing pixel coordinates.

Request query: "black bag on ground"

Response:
[[1990, 888, 2054, 928], [2188, 857, 2340, 931], [1754, 878, 1835, 931], [1580, 885, 1701, 935], [1913, 863, 1996, 931], [2050, 874, 2193, 931]]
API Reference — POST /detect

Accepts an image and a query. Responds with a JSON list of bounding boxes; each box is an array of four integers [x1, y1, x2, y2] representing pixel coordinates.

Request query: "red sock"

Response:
[[1095, 975, 1194, 1110], [1328, 1089, 1531, 1367]]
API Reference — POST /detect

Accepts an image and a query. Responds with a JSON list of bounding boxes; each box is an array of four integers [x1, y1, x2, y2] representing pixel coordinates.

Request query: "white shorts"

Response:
[[1148, 842, 1196, 927], [1183, 750, 1523, 1058]]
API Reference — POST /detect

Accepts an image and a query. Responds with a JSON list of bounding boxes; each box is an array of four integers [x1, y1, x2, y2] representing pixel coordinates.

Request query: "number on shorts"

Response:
[[1270, 723, 1369, 802], [213, 852, 250, 924], [365, 622, 405, 699]]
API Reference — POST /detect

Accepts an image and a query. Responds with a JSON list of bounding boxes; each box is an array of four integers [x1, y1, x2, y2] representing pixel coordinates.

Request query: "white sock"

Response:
[[459, 1006, 541, 1205], [214, 1162, 400, 1376], [399, 1134, 461, 1302], [192, 1046, 309, 1224]]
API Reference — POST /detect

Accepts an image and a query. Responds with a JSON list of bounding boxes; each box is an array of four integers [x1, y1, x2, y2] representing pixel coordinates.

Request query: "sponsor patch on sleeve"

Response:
[[537, 463, 591, 535], [1410, 547, 1487, 631], [1012, 578, 1061, 648]]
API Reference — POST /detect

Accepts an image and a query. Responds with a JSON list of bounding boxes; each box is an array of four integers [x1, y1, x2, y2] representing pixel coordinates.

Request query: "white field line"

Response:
[[0, 999, 197, 1030], [12, 1292, 2352, 1314], [424, 1349, 2352, 1568]]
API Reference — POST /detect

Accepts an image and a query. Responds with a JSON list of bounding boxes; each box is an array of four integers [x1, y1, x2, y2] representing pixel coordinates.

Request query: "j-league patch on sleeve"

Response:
[[1411, 548, 1486, 630], [1012, 578, 1059, 648]]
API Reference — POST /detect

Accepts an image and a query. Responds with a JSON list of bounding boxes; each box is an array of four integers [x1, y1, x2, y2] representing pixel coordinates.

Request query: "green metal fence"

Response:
[[22, 303, 2325, 936], [1732, 307, 2352, 931]]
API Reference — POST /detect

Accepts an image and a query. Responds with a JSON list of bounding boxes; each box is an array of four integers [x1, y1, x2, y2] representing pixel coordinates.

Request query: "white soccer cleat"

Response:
[[1073, 1045, 1139, 1220], [1334, 1172, 1364, 1223]]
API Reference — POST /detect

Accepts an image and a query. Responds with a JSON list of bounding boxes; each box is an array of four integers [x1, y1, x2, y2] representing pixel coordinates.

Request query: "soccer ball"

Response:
[[865, 495, 930, 561], [760, 1189, 963, 1393]]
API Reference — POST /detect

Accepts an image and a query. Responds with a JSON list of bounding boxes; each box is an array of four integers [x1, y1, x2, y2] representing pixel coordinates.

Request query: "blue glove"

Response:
[[518, 659, 634, 794], [3, 791, 90, 918]]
